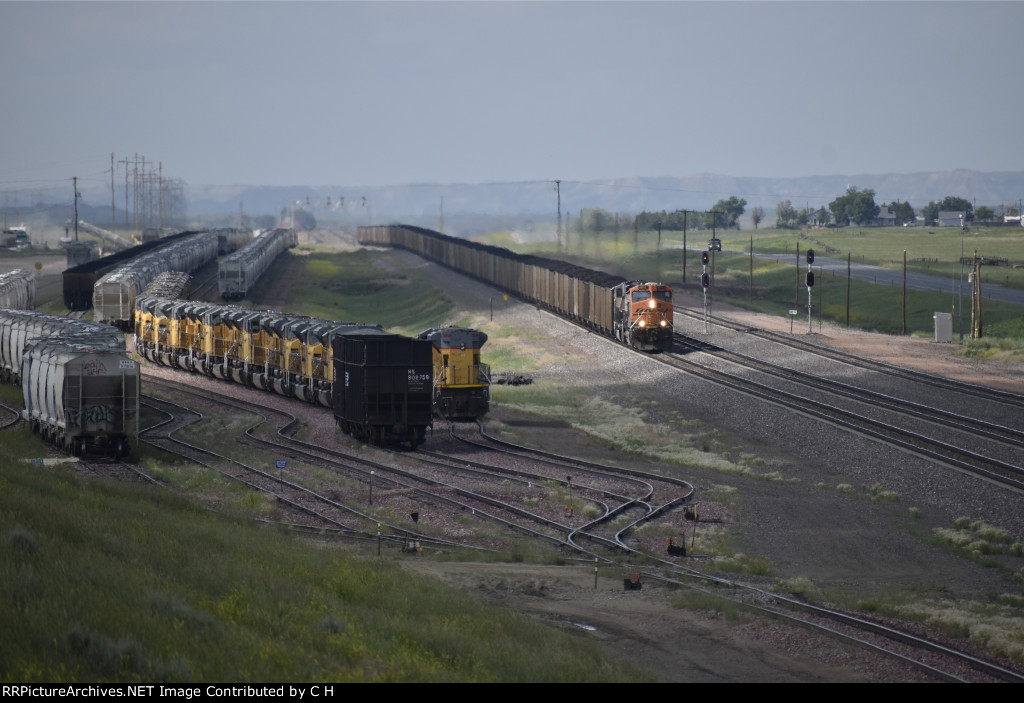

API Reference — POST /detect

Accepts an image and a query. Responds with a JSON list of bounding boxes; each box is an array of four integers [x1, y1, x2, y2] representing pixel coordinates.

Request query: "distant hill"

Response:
[[185, 170, 1024, 224]]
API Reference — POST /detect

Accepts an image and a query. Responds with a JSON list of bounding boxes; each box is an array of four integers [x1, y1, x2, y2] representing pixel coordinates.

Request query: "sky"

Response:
[[2, 0, 1022, 198]]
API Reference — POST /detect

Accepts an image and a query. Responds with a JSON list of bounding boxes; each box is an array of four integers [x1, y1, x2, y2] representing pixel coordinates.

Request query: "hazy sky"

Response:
[[2, 1, 1021, 196]]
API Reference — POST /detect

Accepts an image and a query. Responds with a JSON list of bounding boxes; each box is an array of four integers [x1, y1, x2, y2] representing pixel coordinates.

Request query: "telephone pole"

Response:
[[110, 152, 115, 230], [553, 180, 562, 249], [72, 177, 80, 241]]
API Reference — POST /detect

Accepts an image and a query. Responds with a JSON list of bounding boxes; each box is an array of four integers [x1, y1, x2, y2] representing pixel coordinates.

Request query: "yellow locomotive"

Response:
[[418, 326, 490, 420], [134, 296, 435, 446]]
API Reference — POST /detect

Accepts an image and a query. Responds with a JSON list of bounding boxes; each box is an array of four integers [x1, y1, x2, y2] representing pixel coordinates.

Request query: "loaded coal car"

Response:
[[358, 225, 674, 352], [418, 326, 490, 419], [218, 228, 297, 301], [332, 331, 433, 448], [21, 338, 139, 457], [0, 268, 36, 310]]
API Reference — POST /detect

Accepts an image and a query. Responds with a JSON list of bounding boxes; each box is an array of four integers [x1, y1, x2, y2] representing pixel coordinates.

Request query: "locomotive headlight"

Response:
[[660, 320, 667, 327], [637, 320, 646, 328], [648, 300, 656, 309]]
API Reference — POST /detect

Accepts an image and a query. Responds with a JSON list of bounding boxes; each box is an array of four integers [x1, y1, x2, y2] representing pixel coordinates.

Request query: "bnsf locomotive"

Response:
[[358, 225, 674, 353], [612, 280, 673, 351]]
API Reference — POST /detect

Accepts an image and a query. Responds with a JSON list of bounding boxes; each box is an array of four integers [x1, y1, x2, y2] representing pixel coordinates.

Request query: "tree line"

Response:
[[593, 190, 1014, 234], [629, 196, 748, 231]]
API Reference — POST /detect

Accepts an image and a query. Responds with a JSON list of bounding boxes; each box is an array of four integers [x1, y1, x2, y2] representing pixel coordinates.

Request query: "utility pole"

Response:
[[119, 155, 130, 234], [554, 180, 562, 249], [439, 195, 444, 234], [958, 215, 965, 340], [133, 153, 139, 231], [681, 210, 689, 283], [902, 250, 907, 335], [749, 234, 753, 303], [72, 177, 80, 241], [110, 152, 115, 230]]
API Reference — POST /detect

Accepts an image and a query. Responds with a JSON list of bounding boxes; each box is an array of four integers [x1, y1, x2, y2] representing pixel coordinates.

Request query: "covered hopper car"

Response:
[[358, 225, 674, 352], [63, 230, 200, 310], [219, 228, 297, 300], [93, 231, 220, 330], [0, 309, 134, 456], [21, 339, 139, 457], [0, 268, 36, 310]]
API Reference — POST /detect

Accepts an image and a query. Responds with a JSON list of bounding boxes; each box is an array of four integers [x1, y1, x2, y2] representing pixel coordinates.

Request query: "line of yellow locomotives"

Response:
[[133, 295, 490, 425]]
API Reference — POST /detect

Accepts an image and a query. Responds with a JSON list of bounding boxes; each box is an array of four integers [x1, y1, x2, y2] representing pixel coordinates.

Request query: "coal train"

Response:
[[358, 225, 674, 352], [0, 309, 138, 457], [219, 228, 297, 300], [134, 296, 433, 447]]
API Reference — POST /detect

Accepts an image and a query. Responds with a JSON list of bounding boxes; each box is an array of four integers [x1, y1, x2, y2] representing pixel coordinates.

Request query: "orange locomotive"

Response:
[[612, 281, 674, 352]]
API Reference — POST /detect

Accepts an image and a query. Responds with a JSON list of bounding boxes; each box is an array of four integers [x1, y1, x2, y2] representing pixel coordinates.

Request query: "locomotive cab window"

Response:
[[653, 290, 672, 301], [631, 291, 652, 302]]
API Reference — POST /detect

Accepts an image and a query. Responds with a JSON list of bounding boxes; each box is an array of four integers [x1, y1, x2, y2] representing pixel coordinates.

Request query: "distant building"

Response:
[[937, 211, 966, 227], [876, 206, 896, 226]]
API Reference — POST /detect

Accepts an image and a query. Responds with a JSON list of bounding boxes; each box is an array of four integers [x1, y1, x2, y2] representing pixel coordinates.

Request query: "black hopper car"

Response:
[[332, 332, 434, 448]]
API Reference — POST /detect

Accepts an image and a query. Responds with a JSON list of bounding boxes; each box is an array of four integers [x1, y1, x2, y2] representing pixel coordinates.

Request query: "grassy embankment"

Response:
[[0, 450, 651, 682]]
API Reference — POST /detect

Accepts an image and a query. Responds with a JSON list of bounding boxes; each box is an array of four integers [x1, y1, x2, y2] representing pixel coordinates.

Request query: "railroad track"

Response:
[[631, 564, 1024, 683], [139, 375, 700, 560], [675, 306, 1024, 409], [0, 397, 21, 430], [140, 378, 575, 553], [136, 372, 1024, 682], [443, 421, 696, 553], [659, 328, 1024, 491]]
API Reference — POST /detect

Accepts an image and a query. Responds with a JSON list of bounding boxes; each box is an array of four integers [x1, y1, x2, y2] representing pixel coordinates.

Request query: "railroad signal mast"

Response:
[[701, 250, 711, 334], [805, 249, 815, 334]]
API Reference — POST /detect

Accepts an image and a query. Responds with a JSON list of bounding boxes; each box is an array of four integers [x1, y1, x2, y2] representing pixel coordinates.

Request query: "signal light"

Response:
[[701, 272, 710, 288], [806, 271, 815, 288], [807, 249, 815, 265], [701, 251, 709, 265]]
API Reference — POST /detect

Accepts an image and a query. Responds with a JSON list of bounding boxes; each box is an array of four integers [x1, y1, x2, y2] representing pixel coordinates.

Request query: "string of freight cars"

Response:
[[357, 225, 675, 352], [0, 309, 137, 457]]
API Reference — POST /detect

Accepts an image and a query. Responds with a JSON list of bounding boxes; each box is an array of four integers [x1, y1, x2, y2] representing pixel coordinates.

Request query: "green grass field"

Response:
[[252, 247, 453, 334]]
